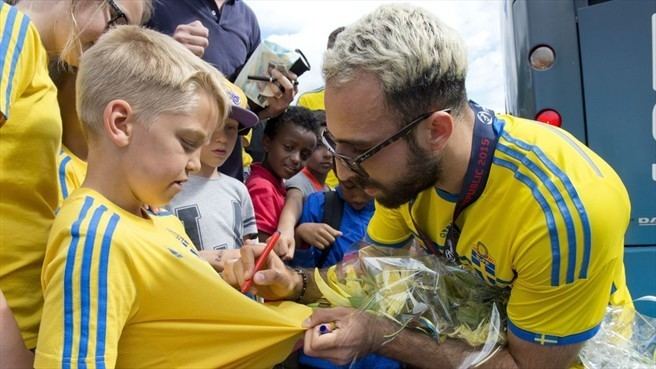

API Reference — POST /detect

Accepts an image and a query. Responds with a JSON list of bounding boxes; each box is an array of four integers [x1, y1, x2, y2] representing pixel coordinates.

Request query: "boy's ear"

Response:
[[423, 109, 453, 153], [103, 100, 133, 147]]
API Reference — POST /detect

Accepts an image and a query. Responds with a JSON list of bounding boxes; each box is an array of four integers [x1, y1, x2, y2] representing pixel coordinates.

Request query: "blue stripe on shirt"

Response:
[[96, 213, 120, 369], [77, 205, 107, 369], [493, 157, 561, 286], [501, 131, 592, 279], [59, 156, 72, 200], [4, 14, 29, 115], [0, 5, 18, 117], [508, 319, 600, 345], [63, 196, 95, 369], [497, 142, 578, 284]]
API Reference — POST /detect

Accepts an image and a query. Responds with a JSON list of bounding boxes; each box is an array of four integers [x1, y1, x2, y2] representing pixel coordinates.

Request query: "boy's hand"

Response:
[[222, 244, 301, 300], [274, 229, 296, 261], [296, 223, 342, 250], [173, 20, 209, 57]]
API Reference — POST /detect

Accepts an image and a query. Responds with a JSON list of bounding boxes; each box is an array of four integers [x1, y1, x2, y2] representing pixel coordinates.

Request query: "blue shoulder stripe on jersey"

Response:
[[0, 5, 18, 117], [363, 232, 413, 249], [63, 196, 95, 369], [508, 319, 600, 346], [498, 142, 578, 284], [4, 14, 29, 115], [493, 157, 561, 286], [77, 205, 107, 369], [501, 131, 592, 279], [96, 213, 119, 369], [59, 156, 72, 199]]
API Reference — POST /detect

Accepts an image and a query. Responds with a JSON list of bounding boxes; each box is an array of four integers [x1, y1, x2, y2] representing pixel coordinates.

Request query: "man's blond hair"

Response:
[[76, 25, 228, 135]]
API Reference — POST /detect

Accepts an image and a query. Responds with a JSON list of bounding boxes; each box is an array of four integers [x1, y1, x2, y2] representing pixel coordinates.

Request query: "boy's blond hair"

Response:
[[76, 25, 228, 136]]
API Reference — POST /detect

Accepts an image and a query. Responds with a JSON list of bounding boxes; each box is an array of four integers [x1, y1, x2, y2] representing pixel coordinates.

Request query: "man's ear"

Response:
[[103, 100, 133, 147], [423, 109, 453, 153]]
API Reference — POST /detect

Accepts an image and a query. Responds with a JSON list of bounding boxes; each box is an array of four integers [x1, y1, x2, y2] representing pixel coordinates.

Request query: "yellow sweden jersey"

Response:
[[0, 3, 61, 348], [36, 188, 311, 368], [57, 146, 88, 206], [297, 87, 338, 188], [297, 87, 325, 111], [366, 113, 632, 346]]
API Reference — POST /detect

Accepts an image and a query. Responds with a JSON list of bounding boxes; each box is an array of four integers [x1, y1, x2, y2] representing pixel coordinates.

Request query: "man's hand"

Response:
[[221, 244, 301, 300], [302, 307, 389, 365], [173, 20, 209, 57], [296, 223, 342, 250], [258, 68, 297, 120]]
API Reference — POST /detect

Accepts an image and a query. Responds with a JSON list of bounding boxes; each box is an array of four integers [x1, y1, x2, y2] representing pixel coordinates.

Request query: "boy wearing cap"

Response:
[[167, 81, 260, 263]]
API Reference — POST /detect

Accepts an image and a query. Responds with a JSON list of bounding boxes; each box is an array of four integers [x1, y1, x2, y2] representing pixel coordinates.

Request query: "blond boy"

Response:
[[35, 26, 309, 369]]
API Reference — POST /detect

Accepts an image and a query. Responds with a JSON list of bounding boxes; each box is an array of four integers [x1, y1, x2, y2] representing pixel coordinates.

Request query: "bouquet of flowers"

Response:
[[313, 242, 510, 367], [313, 241, 656, 369]]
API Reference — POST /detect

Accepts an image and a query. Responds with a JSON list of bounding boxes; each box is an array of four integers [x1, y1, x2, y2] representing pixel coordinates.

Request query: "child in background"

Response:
[[290, 178, 401, 369], [246, 107, 319, 243], [167, 80, 259, 268], [291, 178, 373, 268], [276, 111, 333, 260], [285, 111, 332, 197], [36, 26, 310, 369]]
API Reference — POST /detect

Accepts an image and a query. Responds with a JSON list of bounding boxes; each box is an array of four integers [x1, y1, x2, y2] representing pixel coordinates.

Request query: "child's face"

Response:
[[305, 144, 334, 175], [200, 118, 239, 170], [340, 179, 373, 210], [263, 123, 317, 179], [126, 92, 218, 207]]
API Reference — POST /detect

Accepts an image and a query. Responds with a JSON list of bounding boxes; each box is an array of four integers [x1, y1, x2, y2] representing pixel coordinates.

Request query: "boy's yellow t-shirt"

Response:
[[36, 187, 311, 368], [0, 3, 62, 348]]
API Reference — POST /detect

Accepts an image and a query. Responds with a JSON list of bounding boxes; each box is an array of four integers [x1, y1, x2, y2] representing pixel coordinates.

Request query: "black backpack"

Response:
[[317, 190, 344, 267]]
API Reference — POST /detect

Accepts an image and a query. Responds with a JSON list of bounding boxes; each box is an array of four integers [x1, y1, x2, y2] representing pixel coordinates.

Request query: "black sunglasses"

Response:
[[321, 107, 451, 178], [105, 0, 129, 30]]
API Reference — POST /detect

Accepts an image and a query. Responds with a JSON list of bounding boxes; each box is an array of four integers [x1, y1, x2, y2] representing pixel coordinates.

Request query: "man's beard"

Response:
[[359, 139, 442, 209]]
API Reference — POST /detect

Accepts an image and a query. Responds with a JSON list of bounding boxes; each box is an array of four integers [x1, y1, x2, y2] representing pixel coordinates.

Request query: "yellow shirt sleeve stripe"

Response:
[[76, 204, 110, 369], [62, 196, 95, 368], [58, 154, 73, 200], [63, 198, 122, 369], [95, 213, 120, 369], [508, 319, 601, 346], [497, 141, 579, 285], [492, 156, 562, 286], [500, 130, 593, 284], [0, 5, 30, 118]]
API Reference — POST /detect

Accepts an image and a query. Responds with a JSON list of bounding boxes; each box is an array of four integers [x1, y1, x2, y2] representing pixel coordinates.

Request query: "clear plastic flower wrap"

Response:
[[579, 297, 656, 369], [313, 241, 511, 368], [313, 241, 656, 368]]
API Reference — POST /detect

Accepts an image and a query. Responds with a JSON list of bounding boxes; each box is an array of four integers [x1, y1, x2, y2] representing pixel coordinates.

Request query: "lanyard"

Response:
[[410, 101, 499, 264]]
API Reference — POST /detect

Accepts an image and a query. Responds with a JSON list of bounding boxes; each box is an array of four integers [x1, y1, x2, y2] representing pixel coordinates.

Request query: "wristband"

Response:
[[293, 267, 307, 302]]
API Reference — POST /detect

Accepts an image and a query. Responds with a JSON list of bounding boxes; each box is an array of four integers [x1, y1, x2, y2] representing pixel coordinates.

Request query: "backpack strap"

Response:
[[317, 190, 344, 267]]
